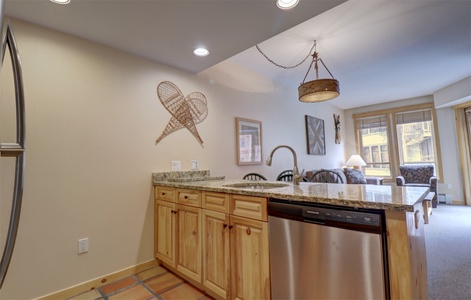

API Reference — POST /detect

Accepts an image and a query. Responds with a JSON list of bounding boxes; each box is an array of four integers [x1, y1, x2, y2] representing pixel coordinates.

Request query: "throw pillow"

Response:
[[343, 168, 367, 184]]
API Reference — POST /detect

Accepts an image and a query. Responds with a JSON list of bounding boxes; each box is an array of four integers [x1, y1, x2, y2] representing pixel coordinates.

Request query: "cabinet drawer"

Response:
[[202, 192, 230, 213], [232, 195, 267, 221], [177, 189, 202, 207], [155, 186, 176, 202]]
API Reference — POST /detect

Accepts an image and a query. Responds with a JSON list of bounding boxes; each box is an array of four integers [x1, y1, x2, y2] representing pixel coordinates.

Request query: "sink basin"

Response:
[[223, 182, 289, 189]]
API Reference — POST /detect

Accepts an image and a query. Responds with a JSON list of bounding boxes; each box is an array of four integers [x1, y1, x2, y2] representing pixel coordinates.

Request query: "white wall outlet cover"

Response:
[[78, 238, 89, 254], [191, 160, 199, 170], [171, 161, 181, 171]]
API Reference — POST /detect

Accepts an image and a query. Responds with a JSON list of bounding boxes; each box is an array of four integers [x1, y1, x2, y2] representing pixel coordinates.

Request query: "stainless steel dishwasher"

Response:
[[268, 199, 389, 300]]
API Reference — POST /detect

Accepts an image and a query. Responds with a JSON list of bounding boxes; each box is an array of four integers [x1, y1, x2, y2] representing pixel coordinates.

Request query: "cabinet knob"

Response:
[[229, 225, 233, 230], [161, 192, 166, 196], [246, 228, 251, 235], [184, 195, 189, 199], [223, 224, 228, 229], [171, 210, 177, 214]]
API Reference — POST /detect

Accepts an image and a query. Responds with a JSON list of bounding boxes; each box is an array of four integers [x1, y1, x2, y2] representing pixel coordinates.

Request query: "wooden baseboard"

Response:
[[35, 259, 159, 300]]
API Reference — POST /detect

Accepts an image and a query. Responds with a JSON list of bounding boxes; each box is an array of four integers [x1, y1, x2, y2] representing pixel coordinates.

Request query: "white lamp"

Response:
[[345, 155, 367, 169]]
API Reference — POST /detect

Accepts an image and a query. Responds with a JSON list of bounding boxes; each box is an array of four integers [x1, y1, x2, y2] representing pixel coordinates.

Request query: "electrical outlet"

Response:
[[78, 238, 89, 254], [191, 160, 199, 171], [171, 161, 181, 171], [447, 183, 452, 189]]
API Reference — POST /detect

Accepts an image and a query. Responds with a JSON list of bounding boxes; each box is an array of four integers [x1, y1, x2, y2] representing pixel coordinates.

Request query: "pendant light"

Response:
[[298, 41, 339, 102]]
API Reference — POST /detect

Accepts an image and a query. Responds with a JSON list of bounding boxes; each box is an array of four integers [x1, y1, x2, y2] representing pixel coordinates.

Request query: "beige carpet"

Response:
[[425, 204, 471, 299]]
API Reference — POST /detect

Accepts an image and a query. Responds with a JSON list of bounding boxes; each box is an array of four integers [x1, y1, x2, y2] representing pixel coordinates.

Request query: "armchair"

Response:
[[396, 165, 438, 208]]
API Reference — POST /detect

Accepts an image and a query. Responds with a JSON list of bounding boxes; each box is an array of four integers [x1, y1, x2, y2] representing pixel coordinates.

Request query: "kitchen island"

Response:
[[153, 172, 430, 300]]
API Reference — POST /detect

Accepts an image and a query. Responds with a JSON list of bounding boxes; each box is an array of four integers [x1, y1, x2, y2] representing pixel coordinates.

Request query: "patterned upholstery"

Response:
[[396, 165, 438, 207], [343, 168, 367, 184]]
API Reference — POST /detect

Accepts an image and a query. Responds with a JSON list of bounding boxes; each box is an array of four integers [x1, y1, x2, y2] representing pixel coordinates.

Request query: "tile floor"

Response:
[[67, 265, 214, 300]]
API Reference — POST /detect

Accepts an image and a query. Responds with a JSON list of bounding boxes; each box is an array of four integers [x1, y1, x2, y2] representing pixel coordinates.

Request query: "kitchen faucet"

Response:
[[266, 145, 304, 185]]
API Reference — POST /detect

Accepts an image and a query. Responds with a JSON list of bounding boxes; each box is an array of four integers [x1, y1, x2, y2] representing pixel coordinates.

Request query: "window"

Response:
[[356, 115, 391, 177], [396, 109, 437, 172], [354, 104, 442, 181]]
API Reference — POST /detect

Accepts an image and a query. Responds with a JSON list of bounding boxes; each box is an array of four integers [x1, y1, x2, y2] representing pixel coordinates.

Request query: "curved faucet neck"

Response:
[[266, 145, 300, 184], [268, 145, 298, 167]]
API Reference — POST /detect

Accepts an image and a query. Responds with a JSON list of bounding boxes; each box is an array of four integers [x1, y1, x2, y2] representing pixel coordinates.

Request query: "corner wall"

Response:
[[0, 19, 344, 299]]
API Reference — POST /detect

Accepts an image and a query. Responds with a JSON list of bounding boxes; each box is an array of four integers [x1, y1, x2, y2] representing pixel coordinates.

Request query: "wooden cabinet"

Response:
[[155, 187, 270, 300], [202, 209, 231, 299], [201, 192, 269, 299], [155, 187, 177, 267], [229, 194, 270, 299], [176, 204, 202, 283], [155, 199, 176, 267], [155, 186, 202, 281], [230, 215, 270, 300]]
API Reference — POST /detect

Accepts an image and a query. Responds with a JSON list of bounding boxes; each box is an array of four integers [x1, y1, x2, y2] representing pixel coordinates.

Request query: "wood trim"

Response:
[[385, 203, 428, 299], [352, 102, 435, 119], [454, 104, 471, 205], [431, 106, 444, 182], [36, 260, 159, 300]]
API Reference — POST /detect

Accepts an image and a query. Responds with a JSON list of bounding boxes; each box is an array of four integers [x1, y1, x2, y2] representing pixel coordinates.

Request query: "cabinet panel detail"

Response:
[[155, 186, 176, 202], [203, 192, 230, 213], [232, 195, 267, 221], [177, 189, 202, 207]]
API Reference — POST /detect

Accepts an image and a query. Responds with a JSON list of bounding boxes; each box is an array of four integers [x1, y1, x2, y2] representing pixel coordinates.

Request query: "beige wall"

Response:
[[0, 19, 345, 299]]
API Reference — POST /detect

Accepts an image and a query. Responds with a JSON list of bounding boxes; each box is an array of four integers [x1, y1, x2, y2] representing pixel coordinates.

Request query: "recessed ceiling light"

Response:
[[50, 0, 70, 4], [193, 48, 209, 57], [277, 0, 299, 10]]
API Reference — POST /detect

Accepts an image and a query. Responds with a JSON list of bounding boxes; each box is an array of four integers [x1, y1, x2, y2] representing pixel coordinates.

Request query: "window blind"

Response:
[[396, 109, 432, 125], [356, 115, 387, 129]]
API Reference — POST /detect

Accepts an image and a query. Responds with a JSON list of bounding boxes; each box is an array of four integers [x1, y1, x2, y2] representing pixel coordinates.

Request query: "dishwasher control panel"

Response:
[[302, 207, 381, 226]]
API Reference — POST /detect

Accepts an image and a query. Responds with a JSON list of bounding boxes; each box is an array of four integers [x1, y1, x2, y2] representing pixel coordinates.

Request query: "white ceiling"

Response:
[[4, 0, 471, 109]]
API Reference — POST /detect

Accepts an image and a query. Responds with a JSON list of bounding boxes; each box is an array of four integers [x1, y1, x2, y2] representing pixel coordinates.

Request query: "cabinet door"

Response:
[[176, 204, 202, 283], [202, 209, 231, 299], [230, 216, 270, 300], [155, 200, 176, 267]]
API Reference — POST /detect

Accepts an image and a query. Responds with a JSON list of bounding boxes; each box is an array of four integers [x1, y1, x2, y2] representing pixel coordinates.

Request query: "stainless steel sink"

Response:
[[223, 182, 289, 189]]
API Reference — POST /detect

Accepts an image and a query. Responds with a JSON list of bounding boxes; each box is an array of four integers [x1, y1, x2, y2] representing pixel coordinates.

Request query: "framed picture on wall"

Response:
[[236, 117, 263, 165], [305, 115, 326, 155]]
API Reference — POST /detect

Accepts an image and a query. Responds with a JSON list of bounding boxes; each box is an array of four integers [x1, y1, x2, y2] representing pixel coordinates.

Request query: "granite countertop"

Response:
[[152, 171, 429, 212]]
